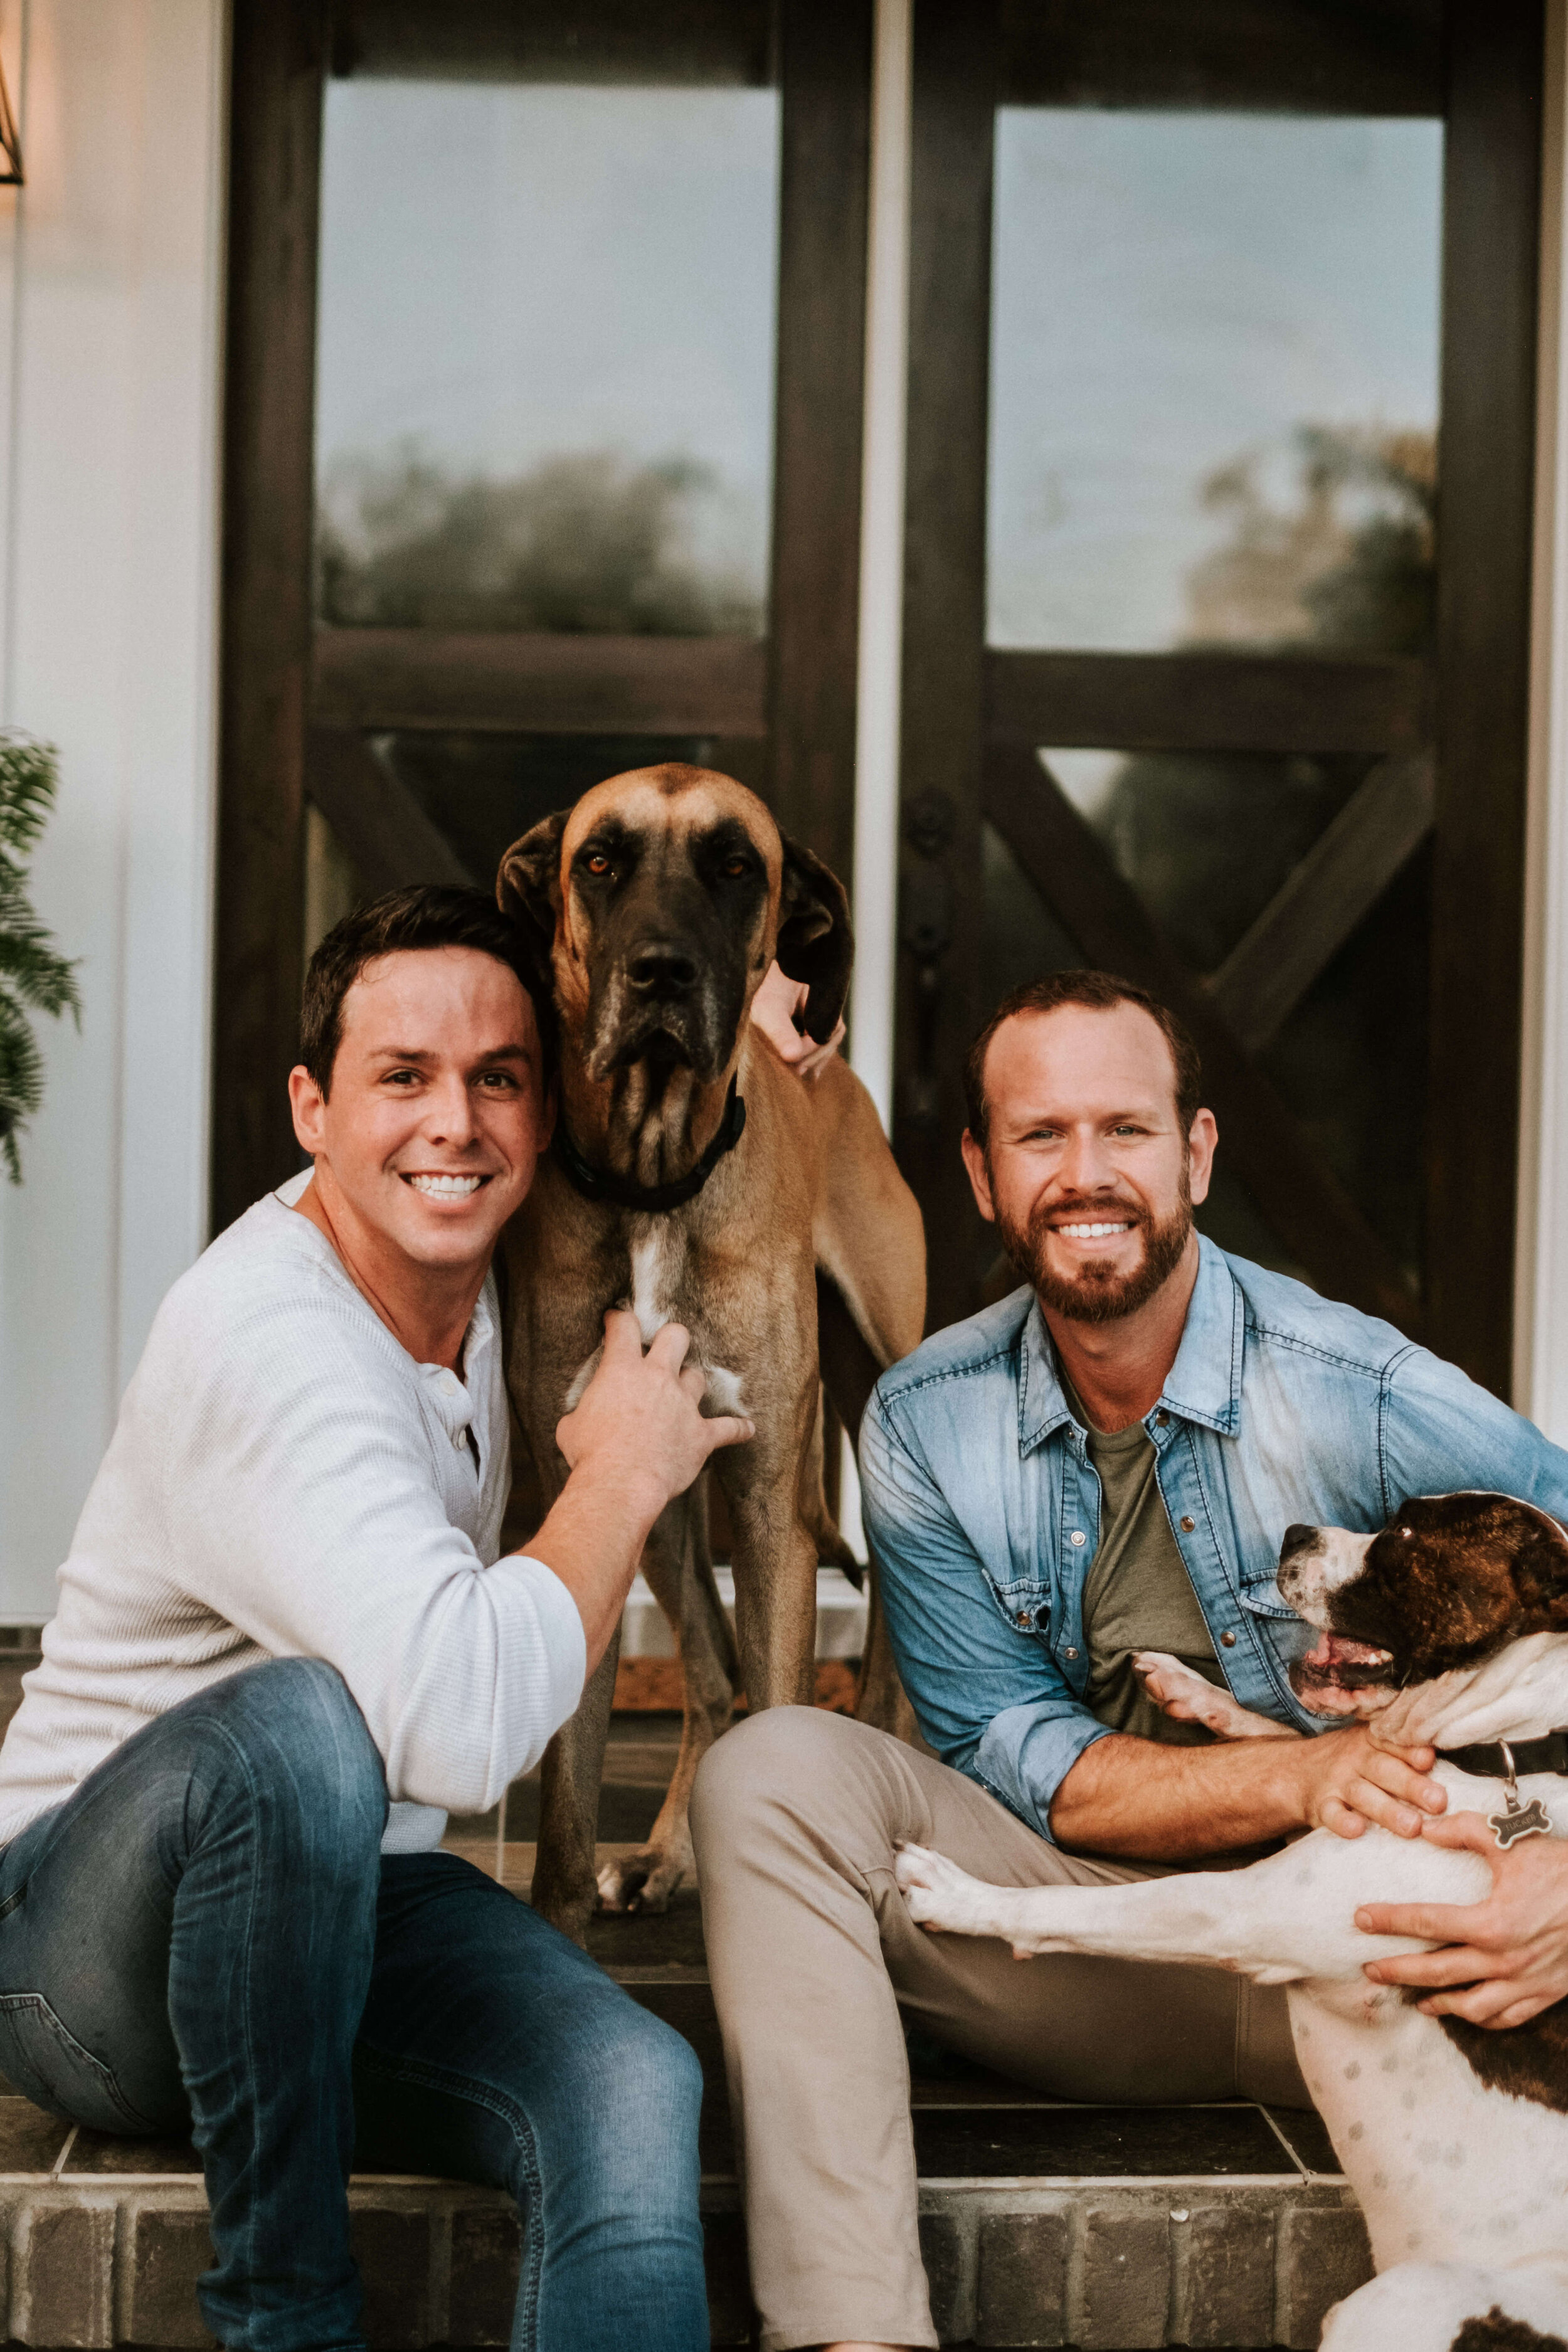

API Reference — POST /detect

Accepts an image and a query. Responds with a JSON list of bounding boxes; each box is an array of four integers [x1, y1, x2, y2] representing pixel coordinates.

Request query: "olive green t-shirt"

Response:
[[1064, 1378, 1227, 1745]]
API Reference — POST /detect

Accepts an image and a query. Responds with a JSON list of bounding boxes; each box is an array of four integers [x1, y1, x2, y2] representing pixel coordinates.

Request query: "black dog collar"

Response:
[[1436, 1730, 1568, 1778], [552, 1078, 747, 1215]]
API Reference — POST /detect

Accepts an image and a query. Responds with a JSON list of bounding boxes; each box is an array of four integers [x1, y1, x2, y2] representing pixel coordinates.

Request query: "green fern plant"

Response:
[[0, 735, 80, 1180]]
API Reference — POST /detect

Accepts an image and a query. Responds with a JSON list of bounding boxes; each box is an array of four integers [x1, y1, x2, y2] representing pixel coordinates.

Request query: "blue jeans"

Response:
[[0, 1659, 706, 2352]]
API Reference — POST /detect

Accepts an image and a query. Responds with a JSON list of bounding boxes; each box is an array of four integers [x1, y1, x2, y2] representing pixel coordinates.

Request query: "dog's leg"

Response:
[[716, 1432, 819, 1717], [855, 1560, 923, 1744], [530, 1619, 621, 1944], [596, 1488, 737, 1914], [894, 1840, 1326, 1981], [1133, 1650, 1298, 1741]]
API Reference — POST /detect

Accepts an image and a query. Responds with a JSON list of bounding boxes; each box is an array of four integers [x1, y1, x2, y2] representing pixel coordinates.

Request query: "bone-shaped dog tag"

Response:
[[1488, 1745, 1553, 1848], [1490, 1793, 1553, 1848]]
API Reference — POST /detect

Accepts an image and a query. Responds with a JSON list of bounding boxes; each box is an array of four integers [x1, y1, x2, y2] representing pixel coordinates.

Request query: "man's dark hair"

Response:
[[300, 885, 551, 1098], [962, 970, 1202, 1147]]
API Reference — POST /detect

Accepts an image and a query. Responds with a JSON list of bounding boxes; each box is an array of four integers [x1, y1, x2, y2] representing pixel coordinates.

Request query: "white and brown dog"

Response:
[[896, 1493, 1568, 2352]]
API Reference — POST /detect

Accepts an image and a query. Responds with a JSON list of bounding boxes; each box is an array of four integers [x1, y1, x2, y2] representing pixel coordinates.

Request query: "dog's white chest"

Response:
[[563, 1224, 748, 1419], [1291, 1992, 1568, 2273]]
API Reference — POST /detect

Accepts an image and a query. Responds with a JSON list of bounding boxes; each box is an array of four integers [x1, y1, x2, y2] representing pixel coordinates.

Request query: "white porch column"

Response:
[[0, 1, 226, 1616]]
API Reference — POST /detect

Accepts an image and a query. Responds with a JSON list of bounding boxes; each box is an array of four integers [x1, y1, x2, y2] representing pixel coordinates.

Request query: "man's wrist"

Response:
[[560, 1452, 669, 1538]]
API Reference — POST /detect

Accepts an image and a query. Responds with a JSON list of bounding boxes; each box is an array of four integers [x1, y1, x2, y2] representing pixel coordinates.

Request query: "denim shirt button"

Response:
[[1064, 1646, 1078, 1661], [1069, 1530, 1086, 1547], [1155, 1409, 1170, 1426], [1221, 1629, 1237, 1648], [1180, 1515, 1195, 1532]]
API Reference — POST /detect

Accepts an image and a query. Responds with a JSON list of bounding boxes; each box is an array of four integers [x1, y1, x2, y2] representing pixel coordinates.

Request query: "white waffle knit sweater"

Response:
[[0, 1175, 586, 1853]]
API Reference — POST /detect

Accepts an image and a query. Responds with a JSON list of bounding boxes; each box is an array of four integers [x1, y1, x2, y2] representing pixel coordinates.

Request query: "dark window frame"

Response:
[[213, 0, 872, 1234], [894, 0, 1543, 1397]]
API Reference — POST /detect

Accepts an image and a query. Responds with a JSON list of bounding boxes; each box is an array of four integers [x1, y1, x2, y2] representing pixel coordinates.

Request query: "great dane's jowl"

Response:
[[495, 763, 925, 1939], [898, 1493, 1568, 2352]]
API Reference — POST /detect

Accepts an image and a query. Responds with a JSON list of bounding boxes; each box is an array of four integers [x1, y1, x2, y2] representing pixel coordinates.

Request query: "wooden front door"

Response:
[[215, 0, 872, 1236], [894, 0, 1543, 1398]]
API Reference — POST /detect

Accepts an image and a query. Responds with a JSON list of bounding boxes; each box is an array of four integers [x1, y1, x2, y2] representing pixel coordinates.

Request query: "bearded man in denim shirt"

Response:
[[690, 968, 1568, 2352]]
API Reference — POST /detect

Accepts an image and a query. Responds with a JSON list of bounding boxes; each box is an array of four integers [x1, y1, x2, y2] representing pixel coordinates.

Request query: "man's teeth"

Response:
[[1057, 1221, 1132, 1238], [406, 1174, 484, 1198]]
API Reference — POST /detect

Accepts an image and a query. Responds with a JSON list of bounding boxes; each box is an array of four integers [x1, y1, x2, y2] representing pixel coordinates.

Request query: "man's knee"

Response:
[[691, 1703, 885, 1856], [191, 1659, 386, 1856]]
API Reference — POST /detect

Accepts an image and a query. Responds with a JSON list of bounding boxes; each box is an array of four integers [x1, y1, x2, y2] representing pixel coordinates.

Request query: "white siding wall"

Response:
[[0, 0, 226, 1618]]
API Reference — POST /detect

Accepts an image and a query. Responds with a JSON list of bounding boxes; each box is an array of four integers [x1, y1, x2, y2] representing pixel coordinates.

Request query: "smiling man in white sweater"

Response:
[[0, 884, 751, 2352]]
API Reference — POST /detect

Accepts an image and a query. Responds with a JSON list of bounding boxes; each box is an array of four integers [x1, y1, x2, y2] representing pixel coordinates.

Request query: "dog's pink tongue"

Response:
[[1303, 1631, 1389, 1670]]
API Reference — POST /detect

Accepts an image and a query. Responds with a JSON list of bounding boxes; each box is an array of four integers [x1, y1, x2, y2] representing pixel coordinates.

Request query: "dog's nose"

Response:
[[1280, 1523, 1315, 1557], [627, 943, 699, 997]]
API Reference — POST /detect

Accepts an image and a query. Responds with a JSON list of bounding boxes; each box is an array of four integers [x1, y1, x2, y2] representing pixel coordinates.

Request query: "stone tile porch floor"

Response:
[[0, 1662, 1372, 2347]]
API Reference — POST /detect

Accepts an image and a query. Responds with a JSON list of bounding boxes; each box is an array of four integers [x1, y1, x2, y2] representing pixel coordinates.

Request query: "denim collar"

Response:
[[1016, 1236, 1244, 1456]]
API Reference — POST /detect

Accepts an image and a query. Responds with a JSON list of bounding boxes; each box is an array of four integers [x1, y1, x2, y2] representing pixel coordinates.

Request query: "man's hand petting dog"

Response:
[[1356, 1810, 1568, 2028], [529, 1308, 754, 1671], [1293, 1723, 1445, 1842]]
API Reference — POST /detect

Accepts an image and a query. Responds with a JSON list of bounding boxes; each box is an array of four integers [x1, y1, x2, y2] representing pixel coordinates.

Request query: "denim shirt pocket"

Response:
[[1236, 1585, 1318, 1722]]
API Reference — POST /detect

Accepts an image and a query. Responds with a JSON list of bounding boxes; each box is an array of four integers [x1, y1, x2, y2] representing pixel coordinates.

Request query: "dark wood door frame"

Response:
[[214, 0, 872, 1236], [895, 0, 1544, 1396]]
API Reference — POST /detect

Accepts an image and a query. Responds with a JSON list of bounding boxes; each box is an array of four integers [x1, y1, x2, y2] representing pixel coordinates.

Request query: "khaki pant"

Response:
[[689, 1705, 1309, 2352]]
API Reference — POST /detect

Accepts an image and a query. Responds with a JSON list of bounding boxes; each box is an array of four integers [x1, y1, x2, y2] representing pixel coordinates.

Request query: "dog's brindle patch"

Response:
[[1307, 1493, 1568, 1688], [1423, 1996, 1568, 2119], [1450, 2306, 1568, 2350], [1294, 1493, 1568, 2120]]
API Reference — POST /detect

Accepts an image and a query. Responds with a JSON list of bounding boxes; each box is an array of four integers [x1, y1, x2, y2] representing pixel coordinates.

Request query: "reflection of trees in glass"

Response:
[[1088, 425, 1437, 1281], [317, 446, 763, 636], [1184, 425, 1436, 657]]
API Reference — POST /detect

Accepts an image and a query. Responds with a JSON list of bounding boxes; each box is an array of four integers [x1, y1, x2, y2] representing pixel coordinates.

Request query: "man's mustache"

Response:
[[1032, 1194, 1151, 1234]]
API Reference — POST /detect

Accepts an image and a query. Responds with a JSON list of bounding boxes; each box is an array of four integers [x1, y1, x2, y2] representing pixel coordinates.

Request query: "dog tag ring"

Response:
[[1488, 1742, 1554, 1849]]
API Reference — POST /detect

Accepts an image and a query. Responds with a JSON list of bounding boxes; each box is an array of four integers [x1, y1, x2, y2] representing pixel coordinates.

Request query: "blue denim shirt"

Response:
[[859, 1238, 1568, 1842]]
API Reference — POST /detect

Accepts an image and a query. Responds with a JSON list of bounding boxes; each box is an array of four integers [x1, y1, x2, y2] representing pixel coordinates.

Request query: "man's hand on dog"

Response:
[[532, 1311, 754, 1674], [1355, 1811, 1568, 2028], [557, 1310, 755, 1510], [1293, 1724, 1446, 1843], [749, 960, 845, 1079]]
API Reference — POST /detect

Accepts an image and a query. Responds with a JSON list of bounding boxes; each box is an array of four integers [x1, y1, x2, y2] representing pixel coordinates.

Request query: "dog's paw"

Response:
[[1134, 1650, 1229, 1727], [893, 1841, 996, 1937], [596, 1846, 686, 1916]]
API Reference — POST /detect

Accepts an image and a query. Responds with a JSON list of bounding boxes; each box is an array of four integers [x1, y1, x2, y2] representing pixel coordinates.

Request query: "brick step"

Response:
[[0, 1796, 1375, 2348], [0, 2092, 1372, 2350]]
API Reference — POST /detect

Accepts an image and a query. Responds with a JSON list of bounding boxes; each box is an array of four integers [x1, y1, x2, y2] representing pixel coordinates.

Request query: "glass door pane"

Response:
[[987, 111, 1443, 654], [315, 77, 781, 637]]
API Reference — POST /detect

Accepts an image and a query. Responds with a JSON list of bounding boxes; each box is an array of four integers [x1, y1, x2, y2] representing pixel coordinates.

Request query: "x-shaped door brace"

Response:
[[982, 741, 1435, 1335]]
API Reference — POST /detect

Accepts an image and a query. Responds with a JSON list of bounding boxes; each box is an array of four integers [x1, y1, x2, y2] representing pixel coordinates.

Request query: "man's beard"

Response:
[[996, 1169, 1194, 1326]]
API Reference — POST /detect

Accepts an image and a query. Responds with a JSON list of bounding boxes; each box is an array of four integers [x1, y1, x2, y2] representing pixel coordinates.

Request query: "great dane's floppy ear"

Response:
[[496, 810, 569, 985], [776, 834, 854, 1044]]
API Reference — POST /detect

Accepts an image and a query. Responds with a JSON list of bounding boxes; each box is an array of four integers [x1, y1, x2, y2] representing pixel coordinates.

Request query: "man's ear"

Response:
[[776, 834, 853, 1044], [496, 811, 569, 987]]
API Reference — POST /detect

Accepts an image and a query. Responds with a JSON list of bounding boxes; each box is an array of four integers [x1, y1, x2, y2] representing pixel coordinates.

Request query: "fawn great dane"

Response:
[[495, 763, 926, 1939]]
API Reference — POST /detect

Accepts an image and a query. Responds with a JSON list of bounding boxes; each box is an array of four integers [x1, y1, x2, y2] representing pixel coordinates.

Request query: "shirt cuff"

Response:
[[973, 1702, 1116, 1845], [504, 1552, 588, 1737]]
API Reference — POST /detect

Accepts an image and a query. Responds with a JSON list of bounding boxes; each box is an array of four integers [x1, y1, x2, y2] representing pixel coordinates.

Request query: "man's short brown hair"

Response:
[[300, 884, 551, 1098], [962, 971, 1202, 1147]]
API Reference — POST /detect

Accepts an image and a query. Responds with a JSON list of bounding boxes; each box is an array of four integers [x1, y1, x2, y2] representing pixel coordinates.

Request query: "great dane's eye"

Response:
[[719, 855, 751, 879], [583, 853, 612, 877]]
